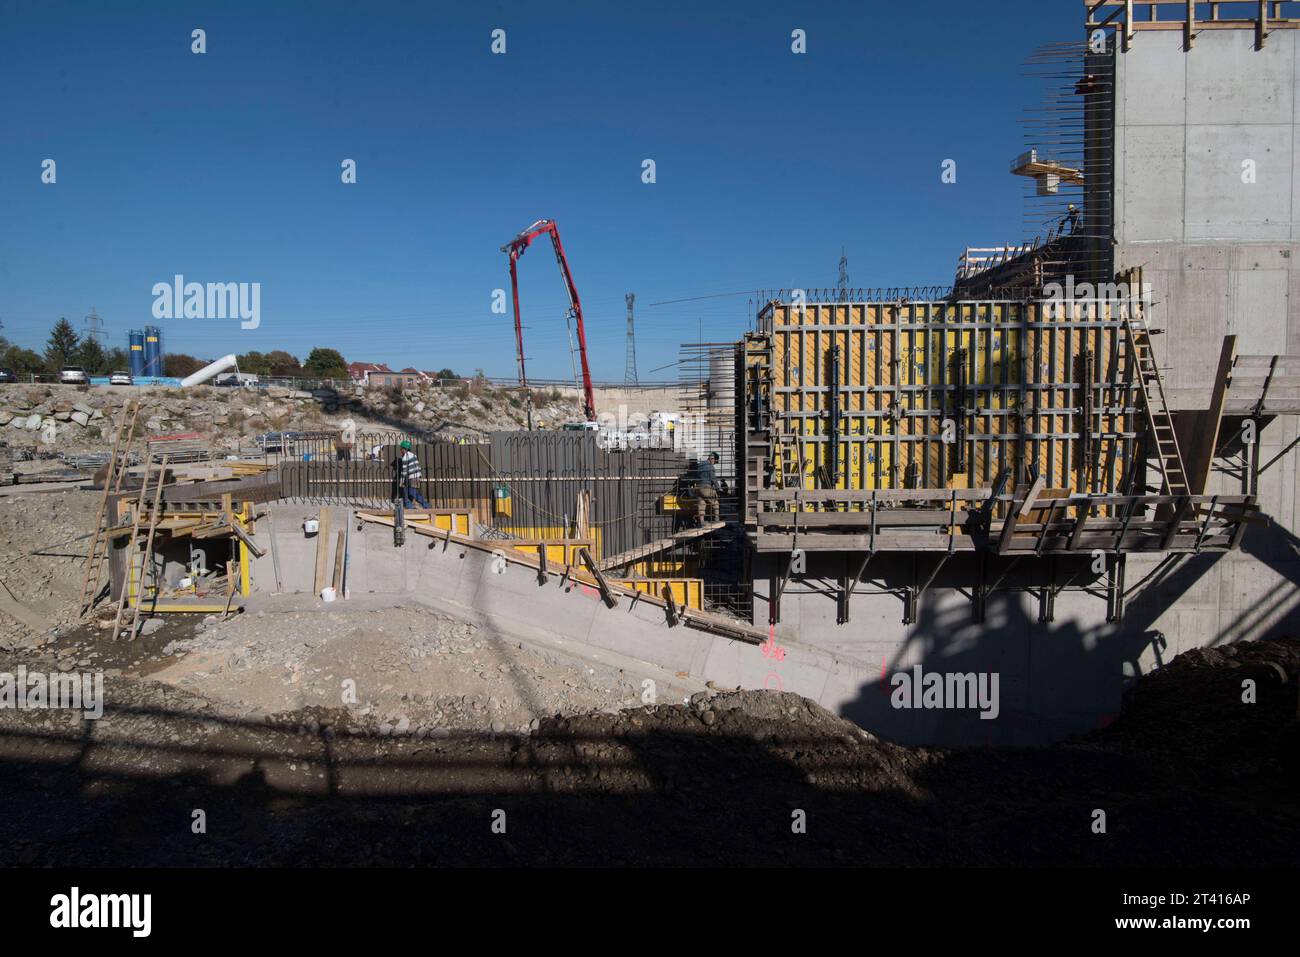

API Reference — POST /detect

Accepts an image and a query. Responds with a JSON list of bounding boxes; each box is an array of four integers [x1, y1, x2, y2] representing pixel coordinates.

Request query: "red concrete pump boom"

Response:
[[501, 219, 597, 421]]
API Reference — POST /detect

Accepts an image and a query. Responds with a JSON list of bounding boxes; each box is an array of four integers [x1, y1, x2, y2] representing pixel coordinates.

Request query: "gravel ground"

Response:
[[0, 626, 1296, 867]]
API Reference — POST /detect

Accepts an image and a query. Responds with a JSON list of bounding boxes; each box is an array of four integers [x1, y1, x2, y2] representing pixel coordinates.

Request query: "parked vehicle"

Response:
[[0, 369, 16, 384], [109, 371, 134, 386], [214, 372, 260, 387], [59, 367, 89, 385]]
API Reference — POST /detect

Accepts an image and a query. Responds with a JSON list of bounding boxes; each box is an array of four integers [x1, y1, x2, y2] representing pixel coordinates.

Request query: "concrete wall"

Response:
[[1113, 28, 1300, 391]]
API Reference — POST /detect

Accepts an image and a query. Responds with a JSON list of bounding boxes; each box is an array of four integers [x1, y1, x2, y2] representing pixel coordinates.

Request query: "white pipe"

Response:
[[180, 354, 239, 388]]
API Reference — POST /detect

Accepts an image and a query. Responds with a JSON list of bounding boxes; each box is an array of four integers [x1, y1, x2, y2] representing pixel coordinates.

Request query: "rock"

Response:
[[491, 720, 506, 733], [0, 412, 11, 426], [139, 618, 165, 637], [53, 411, 71, 422], [394, 716, 410, 734], [70, 411, 90, 426], [377, 722, 393, 736], [24, 415, 41, 430]]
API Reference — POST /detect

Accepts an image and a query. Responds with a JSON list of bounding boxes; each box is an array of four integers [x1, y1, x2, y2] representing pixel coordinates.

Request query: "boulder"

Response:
[[24, 415, 42, 431], [0, 412, 11, 426], [70, 410, 90, 426]]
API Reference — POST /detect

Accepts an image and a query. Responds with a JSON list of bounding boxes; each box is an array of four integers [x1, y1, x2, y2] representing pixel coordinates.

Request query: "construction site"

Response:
[[2, 1, 1299, 878]]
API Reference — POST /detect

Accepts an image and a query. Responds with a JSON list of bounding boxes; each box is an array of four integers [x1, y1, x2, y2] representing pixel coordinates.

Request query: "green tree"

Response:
[[435, 367, 458, 380], [237, 351, 273, 376], [265, 350, 301, 377], [44, 318, 81, 371], [77, 336, 107, 374], [104, 347, 130, 372], [303, 347, 348, 379], [2, 346, 45, 375], [164, 353, 206, 378]]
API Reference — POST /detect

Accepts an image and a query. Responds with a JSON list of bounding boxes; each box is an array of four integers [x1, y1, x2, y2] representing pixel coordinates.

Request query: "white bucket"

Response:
[[303, 518, 320, 535], [320, 587, 336, 602]]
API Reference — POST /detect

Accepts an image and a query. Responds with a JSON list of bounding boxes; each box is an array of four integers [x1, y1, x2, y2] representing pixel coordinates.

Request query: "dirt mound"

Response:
[[1089, 636, 1300, 785]]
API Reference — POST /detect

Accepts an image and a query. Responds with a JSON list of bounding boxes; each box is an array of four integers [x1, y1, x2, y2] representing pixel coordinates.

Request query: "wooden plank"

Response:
[[313, 509, 332, 596], [577, 547, 618, 608], [597, 522, 725, 570], [758, 510, 962, 527], [758, 487, 992, 503], [331, 529, 346, 592], [1184, 335, 1237, 494]]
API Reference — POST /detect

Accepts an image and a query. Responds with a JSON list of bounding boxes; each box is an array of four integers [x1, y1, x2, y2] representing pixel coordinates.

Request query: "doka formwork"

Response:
[[737, 294, 1259, 626], [748, 297, 1143, 499]]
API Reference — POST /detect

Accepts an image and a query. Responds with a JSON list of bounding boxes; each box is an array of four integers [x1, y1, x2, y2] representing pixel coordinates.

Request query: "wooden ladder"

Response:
[[1122, 310, 1188, 496], [77, 401, 141, 617], [110, 454, 168, 641]]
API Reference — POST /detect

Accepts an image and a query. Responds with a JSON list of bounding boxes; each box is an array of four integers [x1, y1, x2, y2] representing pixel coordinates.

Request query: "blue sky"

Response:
[[0, 0, 1077, 381]]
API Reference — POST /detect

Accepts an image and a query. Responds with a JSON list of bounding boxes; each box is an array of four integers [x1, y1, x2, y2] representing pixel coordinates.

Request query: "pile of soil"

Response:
[[1090, 637, 1300, 786]]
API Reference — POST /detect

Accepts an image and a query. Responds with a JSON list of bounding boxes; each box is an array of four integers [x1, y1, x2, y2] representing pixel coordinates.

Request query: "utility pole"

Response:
[[623, 293, 638, 386]]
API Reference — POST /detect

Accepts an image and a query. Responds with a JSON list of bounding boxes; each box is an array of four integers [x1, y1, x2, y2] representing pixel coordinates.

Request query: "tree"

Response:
[[77, 336, 107, 374], [435, 367, 458, 380], [237, 351, 273, 376], [104, 347, 129, 372], [164, 353, 206, 378], [265, 350, 301, 377], [44, 318, 81, 371], [303, 347, 348, 379], [3, 346, 45, 375]]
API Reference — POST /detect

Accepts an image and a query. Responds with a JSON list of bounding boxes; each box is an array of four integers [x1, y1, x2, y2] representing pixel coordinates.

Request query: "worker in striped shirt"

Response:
[[395, 440, 429, 507]]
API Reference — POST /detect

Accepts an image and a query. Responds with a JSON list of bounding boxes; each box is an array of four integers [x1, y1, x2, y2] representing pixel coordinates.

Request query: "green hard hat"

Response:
[[400, 440, 412, 450]]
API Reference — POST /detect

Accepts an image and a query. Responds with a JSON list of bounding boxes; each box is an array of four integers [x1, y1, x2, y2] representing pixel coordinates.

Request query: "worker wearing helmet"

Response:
[[395, 439, 429, 508]]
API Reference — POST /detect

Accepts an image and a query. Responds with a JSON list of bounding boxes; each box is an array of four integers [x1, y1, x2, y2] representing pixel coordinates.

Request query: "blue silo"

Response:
[[128, 330, 146, 378], [143, 326, 163, 376]]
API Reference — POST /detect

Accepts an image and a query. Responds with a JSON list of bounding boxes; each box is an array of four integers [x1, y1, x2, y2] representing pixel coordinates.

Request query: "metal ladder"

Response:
[[1121, 310, 1188, 496]]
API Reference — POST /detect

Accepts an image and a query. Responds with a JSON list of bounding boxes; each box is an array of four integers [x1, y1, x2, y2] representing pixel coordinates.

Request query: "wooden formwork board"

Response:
[[762, 300, 1139, 502]]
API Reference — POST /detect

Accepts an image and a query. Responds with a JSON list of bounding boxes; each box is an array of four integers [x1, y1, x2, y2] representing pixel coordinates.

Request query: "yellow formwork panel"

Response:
[[761, 298, 1135, 500], [407, 510, 473, 536], [617, 578, 703, 610], [506, 537, 599, 565]]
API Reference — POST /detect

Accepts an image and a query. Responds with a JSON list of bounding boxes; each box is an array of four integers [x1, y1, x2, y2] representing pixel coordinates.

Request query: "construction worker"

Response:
[[1064, 203, 1081, 234], [395, 440, 428, 508], [692, 452, 721, 525]]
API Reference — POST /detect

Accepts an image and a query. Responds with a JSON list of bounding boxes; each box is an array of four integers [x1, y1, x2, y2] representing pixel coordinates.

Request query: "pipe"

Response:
[[180, 354, 238, 388]]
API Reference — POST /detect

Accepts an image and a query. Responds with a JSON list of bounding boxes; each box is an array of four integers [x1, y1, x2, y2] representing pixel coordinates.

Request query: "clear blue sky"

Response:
[[0, 0, 1078, 381]]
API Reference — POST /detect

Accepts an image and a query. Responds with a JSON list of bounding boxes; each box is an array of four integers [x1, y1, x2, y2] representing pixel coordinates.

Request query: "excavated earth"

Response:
[[0, 626, 1297, 867]]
